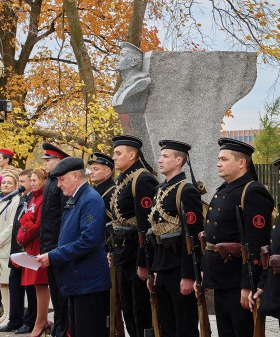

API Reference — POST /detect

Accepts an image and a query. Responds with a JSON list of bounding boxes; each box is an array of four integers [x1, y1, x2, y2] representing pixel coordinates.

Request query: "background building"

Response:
[[220, 129, 256, 145]]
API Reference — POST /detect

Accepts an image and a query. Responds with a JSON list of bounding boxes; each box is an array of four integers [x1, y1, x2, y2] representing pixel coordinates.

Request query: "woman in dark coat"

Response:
[[17, 168, 51, 337]]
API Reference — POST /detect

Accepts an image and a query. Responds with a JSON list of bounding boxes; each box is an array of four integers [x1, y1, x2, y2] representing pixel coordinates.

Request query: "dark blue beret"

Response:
[[51, 157, 84, 177]]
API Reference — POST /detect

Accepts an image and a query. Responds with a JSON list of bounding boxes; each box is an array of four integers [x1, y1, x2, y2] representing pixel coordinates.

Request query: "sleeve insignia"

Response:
[[252, 215, 265, 229], [141, 197, 152, 209], [86, 215, 94, 223], [185, 212, 197, 225]]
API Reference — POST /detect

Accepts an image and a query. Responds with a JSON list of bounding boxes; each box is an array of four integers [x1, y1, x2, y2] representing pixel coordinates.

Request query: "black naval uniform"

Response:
[[202, 171, 274, 337], [40, 175, 69, 337], [94, 177, 115, 223], [111, 160, 158, 337], [258, 203, 280, 323], [150, 172, 203, 337]]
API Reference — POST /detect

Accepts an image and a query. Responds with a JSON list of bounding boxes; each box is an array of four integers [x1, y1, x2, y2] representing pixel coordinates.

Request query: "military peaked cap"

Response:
[[121, 42, 143, 57], [218, 138, 254, 156], [112, 135, 142, 149], [88, 152, 114, 169], [159, 140, 191, 153], [51, 157, 84, 177], [0, 148, 15, 157], [42, 143, 69, 160]]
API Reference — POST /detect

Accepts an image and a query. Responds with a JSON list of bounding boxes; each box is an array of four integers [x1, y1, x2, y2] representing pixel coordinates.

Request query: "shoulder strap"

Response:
[[240, 181, 254, 210], [101, 186, 115, 198], [132, 168, 147, 199], [176, 179, 187, 214]]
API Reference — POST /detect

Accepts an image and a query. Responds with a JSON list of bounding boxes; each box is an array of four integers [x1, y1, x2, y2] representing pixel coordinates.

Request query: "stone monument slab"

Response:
[[113, 50, 257, 201]]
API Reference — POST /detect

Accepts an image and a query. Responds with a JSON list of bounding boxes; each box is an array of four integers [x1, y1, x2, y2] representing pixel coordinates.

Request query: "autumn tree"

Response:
[[253, 97, 280, 163], [158, 1, 280, 62], [1, 0, 280, 167], [0, 0, 162, 167]]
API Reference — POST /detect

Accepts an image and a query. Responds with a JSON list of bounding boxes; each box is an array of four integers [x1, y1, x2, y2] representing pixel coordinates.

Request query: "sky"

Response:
[[158, 0, 280, 132], [223, 63, 280, 131]]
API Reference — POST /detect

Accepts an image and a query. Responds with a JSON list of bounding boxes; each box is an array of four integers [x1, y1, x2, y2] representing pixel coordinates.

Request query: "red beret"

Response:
[[0, 148, 15, 157]]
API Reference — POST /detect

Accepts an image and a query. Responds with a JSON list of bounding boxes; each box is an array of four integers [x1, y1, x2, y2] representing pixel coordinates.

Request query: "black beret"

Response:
[[51, 157, 84, 177], [159, 140, 191, 154], [42, 143, 69, 160], [273, 158, 280, 167], [88, 152, 114, 169], [218, 138, 254, 156], [112, 135, 142, 149]]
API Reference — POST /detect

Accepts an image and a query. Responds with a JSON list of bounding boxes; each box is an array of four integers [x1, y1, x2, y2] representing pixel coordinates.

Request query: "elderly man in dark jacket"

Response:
[[37, 157, 111, 337], [40, 143, 69, 337]]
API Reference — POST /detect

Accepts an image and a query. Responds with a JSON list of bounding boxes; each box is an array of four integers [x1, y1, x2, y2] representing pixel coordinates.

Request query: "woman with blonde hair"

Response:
[[17, 168, 51, 337], [0, 171, 20, 326]]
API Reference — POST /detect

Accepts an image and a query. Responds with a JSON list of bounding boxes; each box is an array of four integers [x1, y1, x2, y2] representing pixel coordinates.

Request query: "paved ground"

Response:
[[0, 314, 278, 336]]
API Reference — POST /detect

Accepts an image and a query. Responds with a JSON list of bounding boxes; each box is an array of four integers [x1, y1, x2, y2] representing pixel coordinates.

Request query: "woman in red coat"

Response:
[[17, 168, 51, 337]]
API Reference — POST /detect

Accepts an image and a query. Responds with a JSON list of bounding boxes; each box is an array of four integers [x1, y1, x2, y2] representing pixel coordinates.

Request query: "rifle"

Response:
[[236, 205, 265, 337], [180, 202, 211, 337], [106, 223, 125, 337], [139, 232, 161, 337]]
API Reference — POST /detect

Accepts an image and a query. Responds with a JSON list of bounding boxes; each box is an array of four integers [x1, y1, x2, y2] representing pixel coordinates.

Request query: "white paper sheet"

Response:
[[10, 252, 41, 271]]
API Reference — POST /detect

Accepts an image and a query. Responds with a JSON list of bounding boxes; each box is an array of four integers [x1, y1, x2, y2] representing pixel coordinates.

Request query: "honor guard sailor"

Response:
[[249, 158, 280, 325], [88, 152, 115, 222], [148, 140, 203, 337], [202, 138, 274, 337], [110, 135, 158, 337]]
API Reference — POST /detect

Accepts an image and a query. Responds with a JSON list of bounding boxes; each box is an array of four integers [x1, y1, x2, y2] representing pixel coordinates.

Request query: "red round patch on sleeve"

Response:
[[252, 215, 265, 229], [141, 197, 152, 208], [185, 212, 197, 225]]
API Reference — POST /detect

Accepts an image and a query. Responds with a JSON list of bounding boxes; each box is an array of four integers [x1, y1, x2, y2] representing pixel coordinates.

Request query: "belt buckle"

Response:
[[206, 242, 217, 252]]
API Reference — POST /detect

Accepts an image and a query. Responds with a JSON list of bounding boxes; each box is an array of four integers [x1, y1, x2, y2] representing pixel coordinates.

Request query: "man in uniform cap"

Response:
[[0, 148, 20, 177], [148, 140, 203, 337], [37, 157, 111, 337], [110, 134, 158, 337], [249, 158, 280, 325], [201, 138, 274, 337], [88, 152, 115, 223], [39, 143, 69, 337]]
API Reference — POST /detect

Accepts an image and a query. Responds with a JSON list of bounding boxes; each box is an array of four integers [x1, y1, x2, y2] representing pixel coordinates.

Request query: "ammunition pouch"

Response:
[[269, 255, 280, 274], [113, 226, 138, 247], [156, 232, 181, 254], [260, 245, 270, 270], [206, 242, 242, 261], [146, 228, 157, 247]]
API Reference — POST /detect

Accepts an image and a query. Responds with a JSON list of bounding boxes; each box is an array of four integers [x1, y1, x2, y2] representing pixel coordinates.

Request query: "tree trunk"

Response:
[[128, 0, 148, 47], [63, 0, 96, 102]]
